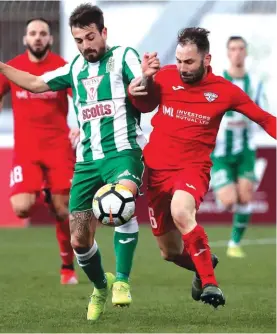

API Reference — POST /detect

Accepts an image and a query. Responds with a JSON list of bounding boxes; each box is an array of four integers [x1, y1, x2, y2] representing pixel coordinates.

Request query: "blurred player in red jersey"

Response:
[[128, 28, 276, 308], [0, 18, 78, 285]]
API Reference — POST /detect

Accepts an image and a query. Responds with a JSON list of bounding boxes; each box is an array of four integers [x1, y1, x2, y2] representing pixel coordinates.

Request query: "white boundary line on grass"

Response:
[[209, 238, 276, 247]]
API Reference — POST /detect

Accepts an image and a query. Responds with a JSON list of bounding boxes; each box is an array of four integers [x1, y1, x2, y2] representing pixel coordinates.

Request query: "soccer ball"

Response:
[[92, 183, 135, 227]]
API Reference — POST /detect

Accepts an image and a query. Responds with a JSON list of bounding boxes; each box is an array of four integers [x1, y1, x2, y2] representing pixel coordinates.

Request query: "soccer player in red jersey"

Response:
[[0, 18, 77, 285], [128, 28, 276, 308]]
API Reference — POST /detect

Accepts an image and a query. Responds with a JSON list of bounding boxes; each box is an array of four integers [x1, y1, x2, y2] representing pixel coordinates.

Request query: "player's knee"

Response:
[[13, 206, 30, 219], [10, 199, 33, 218], [216, 194, 237, 211], [70, 234, 91, 249], [53, 205, 68, 222], [171, 206, 194, 230], [238, 192, 253, 205], [50, 195, 69, 222], [171, 191, 196, 232], [118, 179, 138, 196], [237, 179, 254, 204]]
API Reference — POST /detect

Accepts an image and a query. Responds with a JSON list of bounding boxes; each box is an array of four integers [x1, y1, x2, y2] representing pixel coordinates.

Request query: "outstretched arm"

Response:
[[0, 62, 50, 93], [231, 85, 276, 139]]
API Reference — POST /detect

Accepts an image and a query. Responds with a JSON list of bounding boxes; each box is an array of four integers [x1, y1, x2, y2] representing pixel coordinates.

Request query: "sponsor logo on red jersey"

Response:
[[204, 92, 218, 102], [162, 105, 211, 125], [16, 90, 58, 99], [162, 105, 174, 117]]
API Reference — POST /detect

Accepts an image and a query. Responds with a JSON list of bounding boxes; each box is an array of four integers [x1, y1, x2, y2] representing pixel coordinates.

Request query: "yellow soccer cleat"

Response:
[[87, 272, 115, 321], [227, 245, 246, 258], [112, 281, 132, 307]]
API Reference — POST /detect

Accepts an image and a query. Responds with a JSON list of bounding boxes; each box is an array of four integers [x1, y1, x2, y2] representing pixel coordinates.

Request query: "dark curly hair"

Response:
[[177, 27, 210, 54], [69, 3, 104, 32]]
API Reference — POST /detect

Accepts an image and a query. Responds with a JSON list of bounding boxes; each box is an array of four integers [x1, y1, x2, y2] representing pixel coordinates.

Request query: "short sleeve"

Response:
[[41, 63, 72, 91], [122, 47, 142, 83]]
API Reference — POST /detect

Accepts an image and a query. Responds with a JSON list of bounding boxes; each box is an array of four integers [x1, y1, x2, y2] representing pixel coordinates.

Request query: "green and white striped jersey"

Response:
[[213, 70, 267, 157], [41, 46, 146, 162]]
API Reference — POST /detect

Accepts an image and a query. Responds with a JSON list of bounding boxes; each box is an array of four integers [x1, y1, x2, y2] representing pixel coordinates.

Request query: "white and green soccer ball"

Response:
[[92, 183, 135, 227]]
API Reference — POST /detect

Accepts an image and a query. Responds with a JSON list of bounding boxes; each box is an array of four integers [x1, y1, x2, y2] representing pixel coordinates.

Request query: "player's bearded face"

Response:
[[179, 60, 205, 84], [24, 20, 52, 60], [83, 37, 106, 63], [72, 25, 107, 63], [27, 43, 51, 60], [176, 44, 208, 84]]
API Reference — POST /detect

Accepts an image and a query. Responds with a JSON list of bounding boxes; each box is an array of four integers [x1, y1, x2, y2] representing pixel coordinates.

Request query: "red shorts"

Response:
[[10, 145, 74, 197], [147, 167, 210, 236]]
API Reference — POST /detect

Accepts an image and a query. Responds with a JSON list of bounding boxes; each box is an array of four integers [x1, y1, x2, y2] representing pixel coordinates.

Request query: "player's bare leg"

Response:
[[50, 193, 77, 284], [70, 210, 115, 321], [111, 179, 139, 307], [215, 183, 237, 212], [10, 193, 36, 218], [171, 190, 225, 308], [157, 229, 204, 271], [156, 229, 183, 261]]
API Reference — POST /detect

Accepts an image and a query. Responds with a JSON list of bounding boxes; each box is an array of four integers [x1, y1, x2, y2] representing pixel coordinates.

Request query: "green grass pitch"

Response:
[[0, 225, 275, 333]]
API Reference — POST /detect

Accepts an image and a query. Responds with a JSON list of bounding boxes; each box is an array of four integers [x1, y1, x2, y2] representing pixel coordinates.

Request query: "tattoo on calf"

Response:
[[69, 210, 94, 238]]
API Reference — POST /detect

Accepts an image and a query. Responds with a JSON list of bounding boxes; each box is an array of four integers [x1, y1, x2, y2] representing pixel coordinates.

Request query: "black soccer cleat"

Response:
[[191, 254, 219, 301], [200, 284, 226, 308]]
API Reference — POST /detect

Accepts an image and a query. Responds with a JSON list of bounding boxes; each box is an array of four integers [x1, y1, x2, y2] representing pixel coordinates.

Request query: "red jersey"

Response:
[[0, 51, 70, 152], [129, 65, 276, 170]]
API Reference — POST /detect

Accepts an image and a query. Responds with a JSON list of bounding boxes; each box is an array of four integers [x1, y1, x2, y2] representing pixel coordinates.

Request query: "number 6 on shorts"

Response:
[[148, 207, 158, 228]]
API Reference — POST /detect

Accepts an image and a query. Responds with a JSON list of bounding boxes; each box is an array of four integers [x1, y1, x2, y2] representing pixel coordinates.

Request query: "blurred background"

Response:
[[0, 0, 276, 226]]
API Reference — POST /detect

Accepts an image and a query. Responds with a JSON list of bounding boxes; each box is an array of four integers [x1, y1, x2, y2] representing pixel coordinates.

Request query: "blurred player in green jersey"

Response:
[[211, 36, 267, 258]]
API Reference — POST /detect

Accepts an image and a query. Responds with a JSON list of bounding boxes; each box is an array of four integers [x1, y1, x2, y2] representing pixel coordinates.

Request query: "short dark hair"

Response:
[[177, 27, 210, 54], [26, 18, 52, 33], [227, 36, 247, 48], [69, 3, 104, 31]]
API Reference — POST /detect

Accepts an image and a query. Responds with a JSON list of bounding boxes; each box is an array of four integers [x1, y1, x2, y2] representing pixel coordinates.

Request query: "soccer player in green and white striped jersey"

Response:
[[211, 36, 267, 258], [0, 4, 160, 321]]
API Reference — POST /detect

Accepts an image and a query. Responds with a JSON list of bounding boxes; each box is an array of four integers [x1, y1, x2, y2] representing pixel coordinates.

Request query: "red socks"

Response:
[[55, 219, 74, 267], [182, 225, 218, 287]]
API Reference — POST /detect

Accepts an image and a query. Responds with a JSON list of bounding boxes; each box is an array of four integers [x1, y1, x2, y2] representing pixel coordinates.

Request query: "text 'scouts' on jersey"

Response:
[[128, 65, 276, 170], [0, 51, 70, 152], [42, 46, 147, 162]]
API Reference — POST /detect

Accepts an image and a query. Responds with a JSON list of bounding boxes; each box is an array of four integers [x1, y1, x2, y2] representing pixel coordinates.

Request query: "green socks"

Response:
[[74, 242, 107, 289], [229, 204, 251, 246], [114, 217, 139, 283]]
